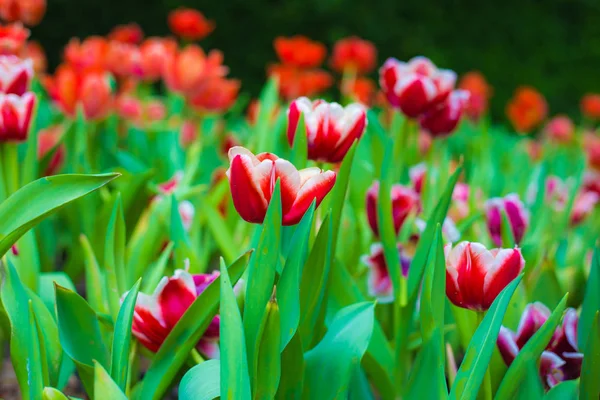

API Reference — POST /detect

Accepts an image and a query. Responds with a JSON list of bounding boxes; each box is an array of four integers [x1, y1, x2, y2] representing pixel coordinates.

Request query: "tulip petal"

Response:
[[228, 153, 269, 223], [283, 170, 336, 225], [497, 326, 519, 365], [483, 248, 524, 308], [274, 158, 301, 214], [157, 270, 197, 328], [515, 302, 550, 348]]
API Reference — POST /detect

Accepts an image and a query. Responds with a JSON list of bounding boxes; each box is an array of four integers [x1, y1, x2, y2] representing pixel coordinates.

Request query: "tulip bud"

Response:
[[365, 181, 420, 238], [0, 91, 35, 142], [485, 194, 529, 247], [168, 8, 215, 41], [544, 115, 574, 143], [419, 90, 469, 137]]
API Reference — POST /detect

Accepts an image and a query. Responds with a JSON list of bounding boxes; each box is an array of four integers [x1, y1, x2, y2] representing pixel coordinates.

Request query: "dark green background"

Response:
[[33, 0, 600, 121]]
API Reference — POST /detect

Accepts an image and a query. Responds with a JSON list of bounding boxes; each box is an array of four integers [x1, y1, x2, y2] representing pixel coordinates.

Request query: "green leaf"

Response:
[[55, 285, 109, 395], [581, 312, 600, 399], [500, 208, 516, 247], [513, 359, 545, 400], [303, 302, 375, 399], [580, 248, 600, 350], [138, 251, 251, 400], [141, 242, 173, 294], [94, 362, 127, 400], [243, 182, 281, 387], [199, 197, 237, 264], [105, 194, 127, 318], [28, 300, 46, 398], [545, 380, 579, 400], [449, 275, 523, 400], [110, 279, 141, 391], [495, 294, 568, 400], [278, 201, 315, 350], [255, 299, 281, 399], [42, 387, 70, 400], [80, 234, 110, 315], [255, 77, 279, 152], [219, 258, 251, 400], [0, 173, 119, 257], [180, 360, 221, 400], [276, 332, 304, 399], [38, 272, 76, 316], [290, 112, 308, 167]]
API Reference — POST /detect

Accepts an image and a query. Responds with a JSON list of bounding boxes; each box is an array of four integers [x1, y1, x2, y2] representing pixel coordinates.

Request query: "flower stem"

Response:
[[2, 143, 19, 196], [477, 311, 493, 400], [190, 348, 205, 365]]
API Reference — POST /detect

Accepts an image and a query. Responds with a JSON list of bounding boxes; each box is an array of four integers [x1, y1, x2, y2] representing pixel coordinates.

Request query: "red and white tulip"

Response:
[[419, 90, 469, 137], [226, 146, 336, 225], [366, 181, 420, 237], [0, 55, 32, 95], [485, 194, 529, 247], [445, 241, 524, 311], [0, 91, 35, 142], [361, 243, 411, 303]]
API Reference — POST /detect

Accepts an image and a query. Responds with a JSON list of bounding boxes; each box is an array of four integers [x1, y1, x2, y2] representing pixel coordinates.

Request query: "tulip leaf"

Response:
[[138, 251, 251, 400], [38, 272, 76, 316], [278, 201, 315, 350], [110, 279, 141, 391], [276, 332, 305, 399], [581, 312, 600, 399], [28, 301, 45, 398], [94, 362, 127, 400], [513, 359, 545, 399], [80, 234, 110, 315], [105, 194, 126, 319], [302, 302, 375, 399], [255, 77, 279, 152], [495, 294, 568, 400], [500, 208, 516, 247], [290, 112, 308, 167], [544, 380, 579, 400], [199, 197, 238, 264], [255, 299, 281, 399], [449, 274, 523, 400], [0, 173, 119, 257], [141, 241, 174, 293], [42, 387, 70, 400], [219, 258, 251, 400], [180, 360, 221, 400], [580, 247, 600, 350], [366, 110, 388, 177], [7, 230, 40, 291], [243, 182, 281, 388]]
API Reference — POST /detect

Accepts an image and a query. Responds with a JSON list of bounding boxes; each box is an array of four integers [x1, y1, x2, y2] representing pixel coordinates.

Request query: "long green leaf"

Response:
[[544, 380, 579, 400], [105, 195, 126, 319], [94, 362, 127, 400], [276, 332, 304, 399], [199, 197, 237, 264], [580, 248, 600, 350], [28, 300, 45, 398], [180, 360, 221, 400], [581, 312, 600, 399], [80, 234, 110, 315], [255, 299, 281, 399], [255, 77, 279, 152], [0, 173, 119, 257]]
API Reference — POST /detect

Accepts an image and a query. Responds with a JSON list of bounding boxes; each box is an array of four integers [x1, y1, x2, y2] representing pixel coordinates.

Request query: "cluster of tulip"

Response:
[[0, 3, 599, 400]]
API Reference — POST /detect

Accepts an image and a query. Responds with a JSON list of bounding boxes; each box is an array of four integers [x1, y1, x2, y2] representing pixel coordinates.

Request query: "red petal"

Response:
[[228, 154, 269, 223], [287, 99, 301, 146], [274, 159, 301, 215], [283, 169, 336, 225], [497, 326, 519, 365], [482, 248, 524, 308], [157, 272, 197, 328]]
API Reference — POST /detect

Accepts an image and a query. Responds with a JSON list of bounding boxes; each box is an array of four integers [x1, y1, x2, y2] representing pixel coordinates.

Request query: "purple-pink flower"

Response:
[[361, 243, 411, 303], [485, 194, 529, 246]]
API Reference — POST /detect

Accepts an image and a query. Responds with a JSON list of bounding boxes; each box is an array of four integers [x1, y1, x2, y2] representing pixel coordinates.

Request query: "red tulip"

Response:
[[108, 23, 144, 45], [458, 71, 492, 121], [63, 36, 108, 72], [287, 97, 367, 163], [485, 194, 529, 247], [138, 37, 177, 81], [37, 124, 65, 175], [419, 89, 469, 137], [544, 115, 574, 143], [105, 41, 143, 79], [163, 45, 228, 95], [506, 86, 547, 133], [130, 269, 220, 357], [0, 22, 28, 55], [0, 55, 32, 95], [570, 191, 599, 226], [445, 241, 524, 311], [168, 8, 214, 41], [0, 91, 34, 142], [330, 36, 377, 74], [344, 76, 377, 106], [269, 64, 333, 100], [115, 94, 143, 122], [23, 40, 45, 74], [409, 163, 427, 194], [187, 78, 240, 113], [274, 36, 327, 68], [361, 243, 411, 303], [366, 181, 420, 237], [0, 0, 45, 26], [226, 146, 336, 225], [379, 56, 456, 118], [581, 93, 600, 121]]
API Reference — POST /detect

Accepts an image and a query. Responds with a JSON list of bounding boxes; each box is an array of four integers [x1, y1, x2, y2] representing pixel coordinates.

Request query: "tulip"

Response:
[[378, 56, 456, 118], [105, 41, 142, 79], [419, 90, 469, 137], [497, 304, 582, 388], [108, 23, 144, 45], [23, 40, 46, 74], [361, 243, 411, 303], [0, 0, 46, 26], [544, 115, 574, 143], [330, 36, 377, 74], [506, 86, 547, 133], [274, 36, 327, 68], [458, 71, 492, 122], [0, 55, 32, 95], [63, 36, 108, 72], [287, 97, 367, 163], [445, 241, 524, 311], [485, 194, 529, 246], [130, 269, 220, 357], [0, 22, 29, 55], [0, 91, 35, 142], [168, 8, 214, 41], [409, 163, 427, 194], [365, 181, 420, 237], [268, 64, 333, 100], [187, 78, 240, 113], [571, 191, 599, 226], [581, 93, 600, 121], [115, 94, 143, 122], [37, 124, 65, 175], [163, 45, 228, 95], [226, 146, 336, 225], [138, 37, 178, 81]]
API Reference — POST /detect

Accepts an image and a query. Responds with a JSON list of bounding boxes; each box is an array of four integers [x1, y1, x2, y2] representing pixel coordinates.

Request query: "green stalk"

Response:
[[391, 114, 412, 180], [477, 311, 493, 400], [2, 143, 20, 195]]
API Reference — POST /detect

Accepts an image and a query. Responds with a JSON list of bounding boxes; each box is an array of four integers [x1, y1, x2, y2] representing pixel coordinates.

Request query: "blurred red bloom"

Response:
[[43, 64, 113, 120], [105, 41, 142, 79], [330, 36, 377, 74], [344, 77, 376, 106], [108, 23, 144, 45], [0, 22, 28, 55], [506, 86, 547, 133], [180, 119, 198, 147], [115, 94, 143, 121], [145, 99, 166, 122], [581, 93, 600, 121], [269, 64, 332, 100], [366, 181, 420, 237], [188, 78, 240, 113], [221, 134, 240, 156], [0, 55, 33, 95], [37, 124, 65, 176], [458, 71, 492, 121], [163, 45, 228, 95], [419, 90, 469, 137], [138, 37, 177, 81], [274, 36, 327, 68], [0, 91, 35, 142], [544, 115, 574, 143], [64, 36, 109, 72], [584, 132, 600, 171], [23, 40, 46, 74], [168, 8, 214, 41], [0, 0, 46, 26]]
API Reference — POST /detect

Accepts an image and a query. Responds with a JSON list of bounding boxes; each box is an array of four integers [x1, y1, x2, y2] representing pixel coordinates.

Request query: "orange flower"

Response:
[[274, 36, 327, 68], [0, 22, 28, 55], [64, 36, 108, 72], [168, 8, 214, 41], [23, 40, 46, 74], [0, 0, 46, 26], [330, 36, 377, 74], [269, 64, 332, 100], [344, 76, 376, 105], [458, 71, 492, 121], [105, 41, 141, 78], [187, 78, 240, 113], [506, 86, 547, 133], [139, 37, 177, 81], [108, 23, 144, 45], [163, 45, 228, 95], [581, 94, 600, 121], [43, 64, 113, 120]]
